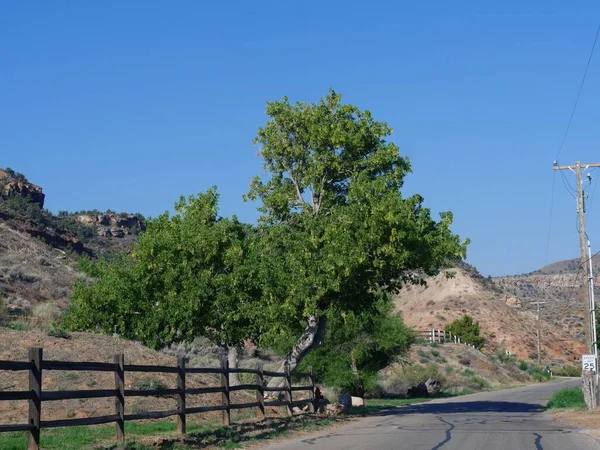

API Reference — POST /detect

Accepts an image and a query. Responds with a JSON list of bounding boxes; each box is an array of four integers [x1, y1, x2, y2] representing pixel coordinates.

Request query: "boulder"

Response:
[[325, 403, 345, 416], [338, 392, 352, 411], [425, 378, 441, 395], [406, 382, 428, 398], [351, 396, 365, 407]]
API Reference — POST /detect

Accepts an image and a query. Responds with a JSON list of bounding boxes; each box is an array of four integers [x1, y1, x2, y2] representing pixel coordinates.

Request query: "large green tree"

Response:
[[246, 90, 469, 387], [65, 189, 261, 359]]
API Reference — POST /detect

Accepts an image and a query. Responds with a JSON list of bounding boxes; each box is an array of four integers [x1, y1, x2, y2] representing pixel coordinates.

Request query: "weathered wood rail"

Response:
[[0, 347, 315, 450], [416, 329, 477, 348]]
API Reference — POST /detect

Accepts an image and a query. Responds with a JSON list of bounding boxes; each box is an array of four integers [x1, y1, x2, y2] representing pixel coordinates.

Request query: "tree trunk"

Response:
[[228, 345, 241, 386], [583, 370, 600, 409], [349, 351, 364, 398], [266, 315, 327, 392]]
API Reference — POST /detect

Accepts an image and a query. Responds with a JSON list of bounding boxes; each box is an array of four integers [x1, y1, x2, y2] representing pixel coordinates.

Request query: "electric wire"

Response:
[[556, 23, 600, 161]]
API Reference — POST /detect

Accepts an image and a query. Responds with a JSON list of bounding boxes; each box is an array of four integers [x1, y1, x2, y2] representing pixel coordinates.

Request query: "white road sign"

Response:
[[582, 354, 597, 372]]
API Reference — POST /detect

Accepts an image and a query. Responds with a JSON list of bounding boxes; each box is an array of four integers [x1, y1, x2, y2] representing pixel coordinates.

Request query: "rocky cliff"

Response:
[[0, 168, 45, 208]]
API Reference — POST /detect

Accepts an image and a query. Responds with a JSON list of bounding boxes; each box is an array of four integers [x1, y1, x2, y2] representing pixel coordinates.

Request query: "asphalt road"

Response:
[[267, 380, 600, 450]]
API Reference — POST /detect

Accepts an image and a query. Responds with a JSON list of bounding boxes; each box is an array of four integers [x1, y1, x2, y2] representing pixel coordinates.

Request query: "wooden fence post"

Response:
[[221, 357, 230, 426], [284, 363, 292, 417], [308, 366, 315, 413], [114, 353, 125, 445], [177, 356, 186, 434], [255, 362, 265, 421], [28, 347, 42, 450]]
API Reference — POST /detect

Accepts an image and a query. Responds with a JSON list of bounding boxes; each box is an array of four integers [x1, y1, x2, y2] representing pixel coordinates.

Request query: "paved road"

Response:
[[267, 380, 600, 450]]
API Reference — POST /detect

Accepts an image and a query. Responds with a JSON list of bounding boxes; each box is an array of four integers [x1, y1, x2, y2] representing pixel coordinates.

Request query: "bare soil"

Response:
[[394, 269, 585, 363], [0, 329, 256, 426]]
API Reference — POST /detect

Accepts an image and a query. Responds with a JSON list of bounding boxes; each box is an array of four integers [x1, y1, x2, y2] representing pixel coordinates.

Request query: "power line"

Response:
[[556, 24, 600, 161]]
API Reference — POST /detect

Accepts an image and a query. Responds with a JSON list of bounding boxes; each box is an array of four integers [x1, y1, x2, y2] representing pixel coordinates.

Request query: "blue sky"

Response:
[[2, 1, 600, 276]]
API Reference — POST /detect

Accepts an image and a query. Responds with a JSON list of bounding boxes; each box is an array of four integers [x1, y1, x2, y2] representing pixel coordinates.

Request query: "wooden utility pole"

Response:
[[554, 161, 600, 354]]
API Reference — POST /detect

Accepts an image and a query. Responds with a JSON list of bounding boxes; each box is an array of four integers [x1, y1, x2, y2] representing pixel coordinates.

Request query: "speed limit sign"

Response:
[[582, 355, 597, 372]]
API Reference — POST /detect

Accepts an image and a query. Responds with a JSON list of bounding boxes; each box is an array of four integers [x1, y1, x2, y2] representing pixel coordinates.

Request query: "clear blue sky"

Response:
[[2, 1, 600, 276]]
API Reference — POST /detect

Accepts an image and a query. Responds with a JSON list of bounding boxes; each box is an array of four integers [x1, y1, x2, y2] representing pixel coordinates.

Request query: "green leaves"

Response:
[[249, 89, 469, 352], [444, 315, 485, 350], [65, 188, 260, 350]]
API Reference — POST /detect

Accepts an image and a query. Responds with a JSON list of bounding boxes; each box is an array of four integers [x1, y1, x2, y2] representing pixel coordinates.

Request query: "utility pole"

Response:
[[536, 299, 547, 367], [553, 161, 600, 354]]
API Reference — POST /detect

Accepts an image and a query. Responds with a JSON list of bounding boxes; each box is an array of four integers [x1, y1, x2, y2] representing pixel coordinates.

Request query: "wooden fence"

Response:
[[416, 330, 477, 348], [0, 348, 315, 450]]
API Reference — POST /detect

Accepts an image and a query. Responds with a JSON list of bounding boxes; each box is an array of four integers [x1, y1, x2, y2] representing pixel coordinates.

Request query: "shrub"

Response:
[[431, 350, 440, 358], [444, 365, 454, 374], [469, 375, 489, 390], [518, 360, 528, 371], [33, 303, 61, 330], [420, 358, 429, 364], [47, 326, 71, 339], [494, 350, 513, 364], [462, 369, 475, 377], [417, 349, 427, 358], [529, 367, 551, 382], [133, 377, 168, 391], [430, 342, 439, 348], [7, 321, 32, 331], [552, 365, 580, 377], [400, 364, 446, 388], [547, 388, 585, 409], [444, 315, 485, 349]]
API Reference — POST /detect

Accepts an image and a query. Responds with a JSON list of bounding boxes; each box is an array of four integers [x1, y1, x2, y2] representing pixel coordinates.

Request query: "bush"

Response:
[[417, 349, 427, 358], [469, 375, 489, 390], [462, 369, 475, 377], [33, 303, 61, 330], [547, 388, 585, 409], [552, 365, 580, 377], [444, 365, 454, 374], [47, 326, 71, 339], [444, 315, 485, 349], [529, 367, 551, 382], [133, 377, 168, 391], [7, 321, 32, 331], [431, 350, 440, 358], [518, 360, 528, 371]]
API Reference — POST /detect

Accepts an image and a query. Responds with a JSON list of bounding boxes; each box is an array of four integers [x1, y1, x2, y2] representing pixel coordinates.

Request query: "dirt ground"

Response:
[[0, 329, 258, 426], [552, 409, 600, 440], [394, 269, 585, 363]]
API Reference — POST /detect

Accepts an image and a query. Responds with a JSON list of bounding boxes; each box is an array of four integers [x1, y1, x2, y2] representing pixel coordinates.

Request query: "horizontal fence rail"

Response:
[[0, 348, 316, 450], [416, 329, 478, 348]]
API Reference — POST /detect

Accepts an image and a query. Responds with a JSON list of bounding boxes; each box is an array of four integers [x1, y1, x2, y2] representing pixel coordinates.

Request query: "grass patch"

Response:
[[0, 422, 220, 450], [547, 387, 586, 410]]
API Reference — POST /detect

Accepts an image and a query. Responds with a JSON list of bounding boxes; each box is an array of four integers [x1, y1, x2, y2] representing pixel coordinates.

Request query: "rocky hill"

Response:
[[394, 268, 585, 364], [493, 257, 600, 342], [0, 167, 144, 318]]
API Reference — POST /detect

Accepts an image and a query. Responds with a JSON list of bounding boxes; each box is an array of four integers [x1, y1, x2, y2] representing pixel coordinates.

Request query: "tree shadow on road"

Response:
[[367, 400, 544, 417]]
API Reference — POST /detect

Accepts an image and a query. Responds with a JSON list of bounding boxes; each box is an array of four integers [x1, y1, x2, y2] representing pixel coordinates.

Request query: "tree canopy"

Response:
[[65, 188, 261, 350], [65, 90, 468, 382], [246, 90, 468, 375]]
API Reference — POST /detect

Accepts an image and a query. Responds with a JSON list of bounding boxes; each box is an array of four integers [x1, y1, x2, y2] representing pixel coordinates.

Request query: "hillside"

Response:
[[0, 167, 144, 317], [393, 268, 585, 364], [494, 256, 600, 341], [0, 329, 255, 426]]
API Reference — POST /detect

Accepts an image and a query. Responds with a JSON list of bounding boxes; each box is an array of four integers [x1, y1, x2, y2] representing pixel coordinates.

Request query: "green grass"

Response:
[[547, 387, 586, 410], [0, 422, 218, 450], [0, 397, 449, 449]]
